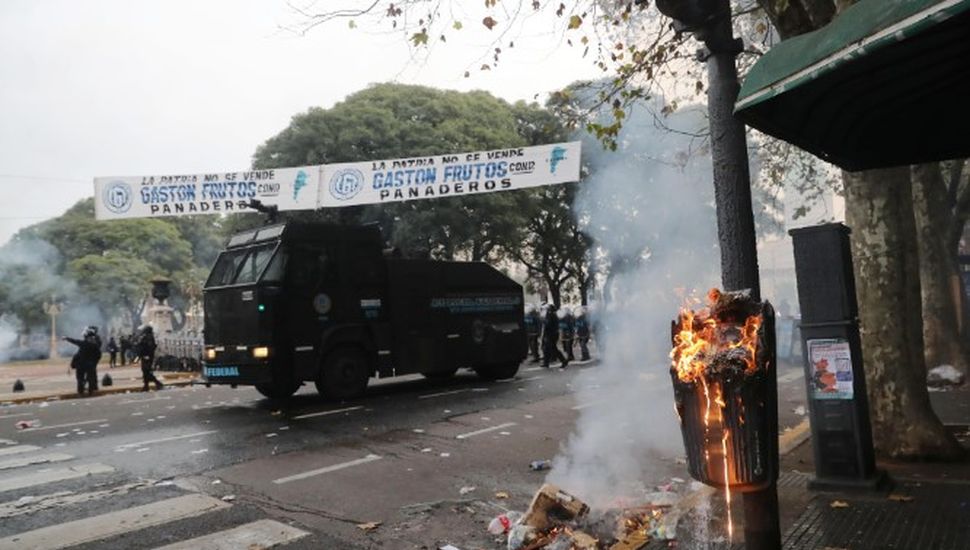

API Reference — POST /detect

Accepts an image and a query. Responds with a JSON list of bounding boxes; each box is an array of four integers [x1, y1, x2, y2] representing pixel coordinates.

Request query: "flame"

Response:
[[670, 291, 763, 383]]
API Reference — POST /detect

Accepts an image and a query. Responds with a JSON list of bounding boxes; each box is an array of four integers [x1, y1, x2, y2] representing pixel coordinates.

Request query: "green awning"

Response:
[[735, 0, 970, 171]]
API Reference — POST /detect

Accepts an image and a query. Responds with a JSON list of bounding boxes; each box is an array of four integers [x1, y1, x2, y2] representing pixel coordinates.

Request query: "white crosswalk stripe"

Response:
[[0, 452, 73, 471], [154, 519, 310, 549], [0, 493, 230, 549], [0, 444, 41, 457], [0, 463, 114, 493]]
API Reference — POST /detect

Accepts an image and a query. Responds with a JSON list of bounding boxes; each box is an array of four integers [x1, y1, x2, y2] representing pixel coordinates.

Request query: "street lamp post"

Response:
[[43, 296, 62, 360], [654, 0, 780, 548]]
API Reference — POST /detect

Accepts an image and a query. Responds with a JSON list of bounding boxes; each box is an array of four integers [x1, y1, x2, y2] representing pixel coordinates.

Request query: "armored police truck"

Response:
[[201, 222, 526, 400]]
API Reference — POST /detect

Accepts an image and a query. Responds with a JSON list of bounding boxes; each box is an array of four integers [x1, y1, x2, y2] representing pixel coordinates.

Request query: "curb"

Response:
[[1, 374, 199, 405]]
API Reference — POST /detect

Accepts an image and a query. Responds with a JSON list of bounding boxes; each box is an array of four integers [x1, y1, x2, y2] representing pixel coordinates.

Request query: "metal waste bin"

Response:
[[670, 295, 778, 491]]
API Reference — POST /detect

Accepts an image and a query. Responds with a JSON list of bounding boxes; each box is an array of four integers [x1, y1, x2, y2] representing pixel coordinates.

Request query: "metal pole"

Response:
[[703, 1, 778, 548]]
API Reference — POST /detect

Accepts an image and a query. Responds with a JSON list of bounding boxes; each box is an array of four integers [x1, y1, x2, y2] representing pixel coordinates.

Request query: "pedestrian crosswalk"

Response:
[[0, 438, 311, 549]]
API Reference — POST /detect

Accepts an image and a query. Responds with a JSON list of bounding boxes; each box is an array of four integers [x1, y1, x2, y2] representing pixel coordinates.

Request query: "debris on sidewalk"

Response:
[[12, 380, 25, 393], [459, 486, 476, 495], [356, 521, 381, 532], [887, 494, 914, 502], [793, 405, 806, 416], [220, 495, 236, 502], [438, 545, 461, 550], [829, 500, 850, 509], [529, 459, 552, 471], [15, 419, 38, 429], [927, 365, 965, 387], [495, 491, 510, 499], [498, 483, 678, 549]]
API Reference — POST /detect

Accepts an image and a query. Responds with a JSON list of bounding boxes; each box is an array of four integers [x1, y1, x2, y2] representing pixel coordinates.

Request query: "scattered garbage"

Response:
[[271, 410, 283, 416], [439, 545, 461, 550], [793, 405, 806, 416], [830, 500, 850, 509], [12, 380, 25, 393], [927, 365, 965, 387], [439, 452, 450, 458], [888, 494, 914, 502], [356, 521, 381, 532], [487, 511, 522, 535], [102, 374, 113, 387], [495, 491, 510, 499], [211, 479, 222, 485], [266, 433, 278, 438], [221, 495, 236, 502], [15, 420, 38, 429], [459, 486, 476, 495], [529, 459, 552, 471], [38, 402, 49, 408]]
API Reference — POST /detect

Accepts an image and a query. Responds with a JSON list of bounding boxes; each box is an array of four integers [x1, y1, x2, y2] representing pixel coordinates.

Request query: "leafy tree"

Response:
[[67, 253, 154, 330]]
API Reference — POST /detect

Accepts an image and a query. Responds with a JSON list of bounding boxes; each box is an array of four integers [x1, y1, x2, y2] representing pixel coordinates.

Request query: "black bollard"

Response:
[[102, 373, 113, 387], [12, 379, 25, 392]]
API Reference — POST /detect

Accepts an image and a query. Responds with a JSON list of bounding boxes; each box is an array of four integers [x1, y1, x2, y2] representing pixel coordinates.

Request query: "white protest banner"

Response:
[[318, 141, 581, 207], [94, 166, 321, 220]]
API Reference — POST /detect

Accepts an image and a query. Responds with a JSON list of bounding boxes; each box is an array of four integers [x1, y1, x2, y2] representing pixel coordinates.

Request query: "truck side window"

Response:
[[206, 250, 246, 287], [260, 248, 286, 283]]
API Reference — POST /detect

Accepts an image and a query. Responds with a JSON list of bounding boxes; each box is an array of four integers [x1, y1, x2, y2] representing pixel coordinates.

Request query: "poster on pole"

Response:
[[807, 338, 854, 399], [94, 166, 321, 220], [318, 141, 581, 207]]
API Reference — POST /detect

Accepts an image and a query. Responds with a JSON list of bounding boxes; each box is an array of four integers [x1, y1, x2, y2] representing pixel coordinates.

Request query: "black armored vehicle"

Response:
[[202, 222, 526, 399]]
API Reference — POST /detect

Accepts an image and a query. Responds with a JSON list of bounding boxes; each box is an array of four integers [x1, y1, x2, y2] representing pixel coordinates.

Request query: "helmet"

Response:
[[82, 326, 96, 338]]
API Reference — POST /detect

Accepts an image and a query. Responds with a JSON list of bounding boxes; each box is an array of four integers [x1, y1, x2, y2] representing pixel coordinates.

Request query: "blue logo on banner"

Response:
[[329, 169, 363, 200], [293, 169, 308, 200], [103, 181, 133, 214], [548, 147, 566, 174]]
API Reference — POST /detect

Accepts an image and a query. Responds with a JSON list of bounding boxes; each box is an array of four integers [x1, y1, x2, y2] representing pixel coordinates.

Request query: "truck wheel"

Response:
[[255, 379, 301, 400], [422, 368, 459, 379], [473, 362, 519, 381], [316, 348, 370, 400]]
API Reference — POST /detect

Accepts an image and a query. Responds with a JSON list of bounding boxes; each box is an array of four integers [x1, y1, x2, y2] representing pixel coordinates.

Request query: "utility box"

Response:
[[789, 223, 887, 490]]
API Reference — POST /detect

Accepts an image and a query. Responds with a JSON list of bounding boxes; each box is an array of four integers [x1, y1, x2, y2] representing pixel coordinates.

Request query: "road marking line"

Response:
[[418, 389, 469, 399], [293, 405, 364, 420], [0, 463, 114, 493], [0, 445, 41, 457], [571, 401, 600, 410], [115, 430, 218, 450], [524, 366, 543, 372], [118, 395, 172, 405], [23, 419, 108, 432], [273, 454, 382, 484], [520, 376, 543, 382], [456, 422, 517, 440], [153, 518, 310, 549], [778, 369, 804, 383], [0, 452, 74, 471], [0, 493, 229, 549], [0, 439, 16, 445], [779, 419, 811, 455], [0, 413, 35, 419]]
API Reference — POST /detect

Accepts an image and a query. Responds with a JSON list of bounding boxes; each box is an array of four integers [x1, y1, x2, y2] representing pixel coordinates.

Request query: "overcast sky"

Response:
[[0, 0, 598, 245]]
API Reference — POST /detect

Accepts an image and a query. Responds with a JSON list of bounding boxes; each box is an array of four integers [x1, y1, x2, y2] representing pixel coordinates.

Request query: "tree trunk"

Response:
[[843, 168, 963, 459], [912, 163, 970, 376]]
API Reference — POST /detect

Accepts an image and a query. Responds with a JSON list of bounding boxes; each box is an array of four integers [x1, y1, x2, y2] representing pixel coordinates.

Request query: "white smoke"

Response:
[[0, 314, 19, 363], [547, 102, 720, 507]]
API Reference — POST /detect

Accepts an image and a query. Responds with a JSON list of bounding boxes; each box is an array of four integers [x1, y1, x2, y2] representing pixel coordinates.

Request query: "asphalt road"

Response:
[[0, 360, 808, 549]]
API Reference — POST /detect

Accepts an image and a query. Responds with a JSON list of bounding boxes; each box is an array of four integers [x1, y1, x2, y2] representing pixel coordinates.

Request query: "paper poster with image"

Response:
[[807, 338, 854, 399]]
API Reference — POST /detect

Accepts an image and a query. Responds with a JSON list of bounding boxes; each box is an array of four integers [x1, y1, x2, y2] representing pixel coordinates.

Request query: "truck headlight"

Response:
[[204, 348, 217, 361], [252, 346, 270, 359]]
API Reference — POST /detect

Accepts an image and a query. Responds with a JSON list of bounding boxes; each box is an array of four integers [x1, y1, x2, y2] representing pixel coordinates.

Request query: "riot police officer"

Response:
[[64, 326, 101, 395], [524, 303, 541, 363], [575, 306, 591, 361], [135, 326, 164, 391], [542, 304, 567, 369]]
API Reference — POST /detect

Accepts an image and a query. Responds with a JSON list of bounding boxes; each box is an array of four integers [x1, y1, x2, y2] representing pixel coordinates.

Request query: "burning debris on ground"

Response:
[[500, 484, 678, 550]]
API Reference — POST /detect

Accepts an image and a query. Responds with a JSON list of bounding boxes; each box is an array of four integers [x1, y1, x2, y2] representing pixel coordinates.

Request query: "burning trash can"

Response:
[[669, 289, 778, 534]]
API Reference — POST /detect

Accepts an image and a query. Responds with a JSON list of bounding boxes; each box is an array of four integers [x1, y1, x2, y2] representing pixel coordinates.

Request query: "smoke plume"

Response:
[[547, 102, 719, 507]]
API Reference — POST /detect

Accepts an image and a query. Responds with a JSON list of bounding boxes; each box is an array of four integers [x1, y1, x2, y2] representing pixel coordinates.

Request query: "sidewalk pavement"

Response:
[[0, 359, 198, 404]]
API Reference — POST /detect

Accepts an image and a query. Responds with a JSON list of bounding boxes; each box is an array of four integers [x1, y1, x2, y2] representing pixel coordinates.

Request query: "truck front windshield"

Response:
[[206, 243, 279, 288]]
